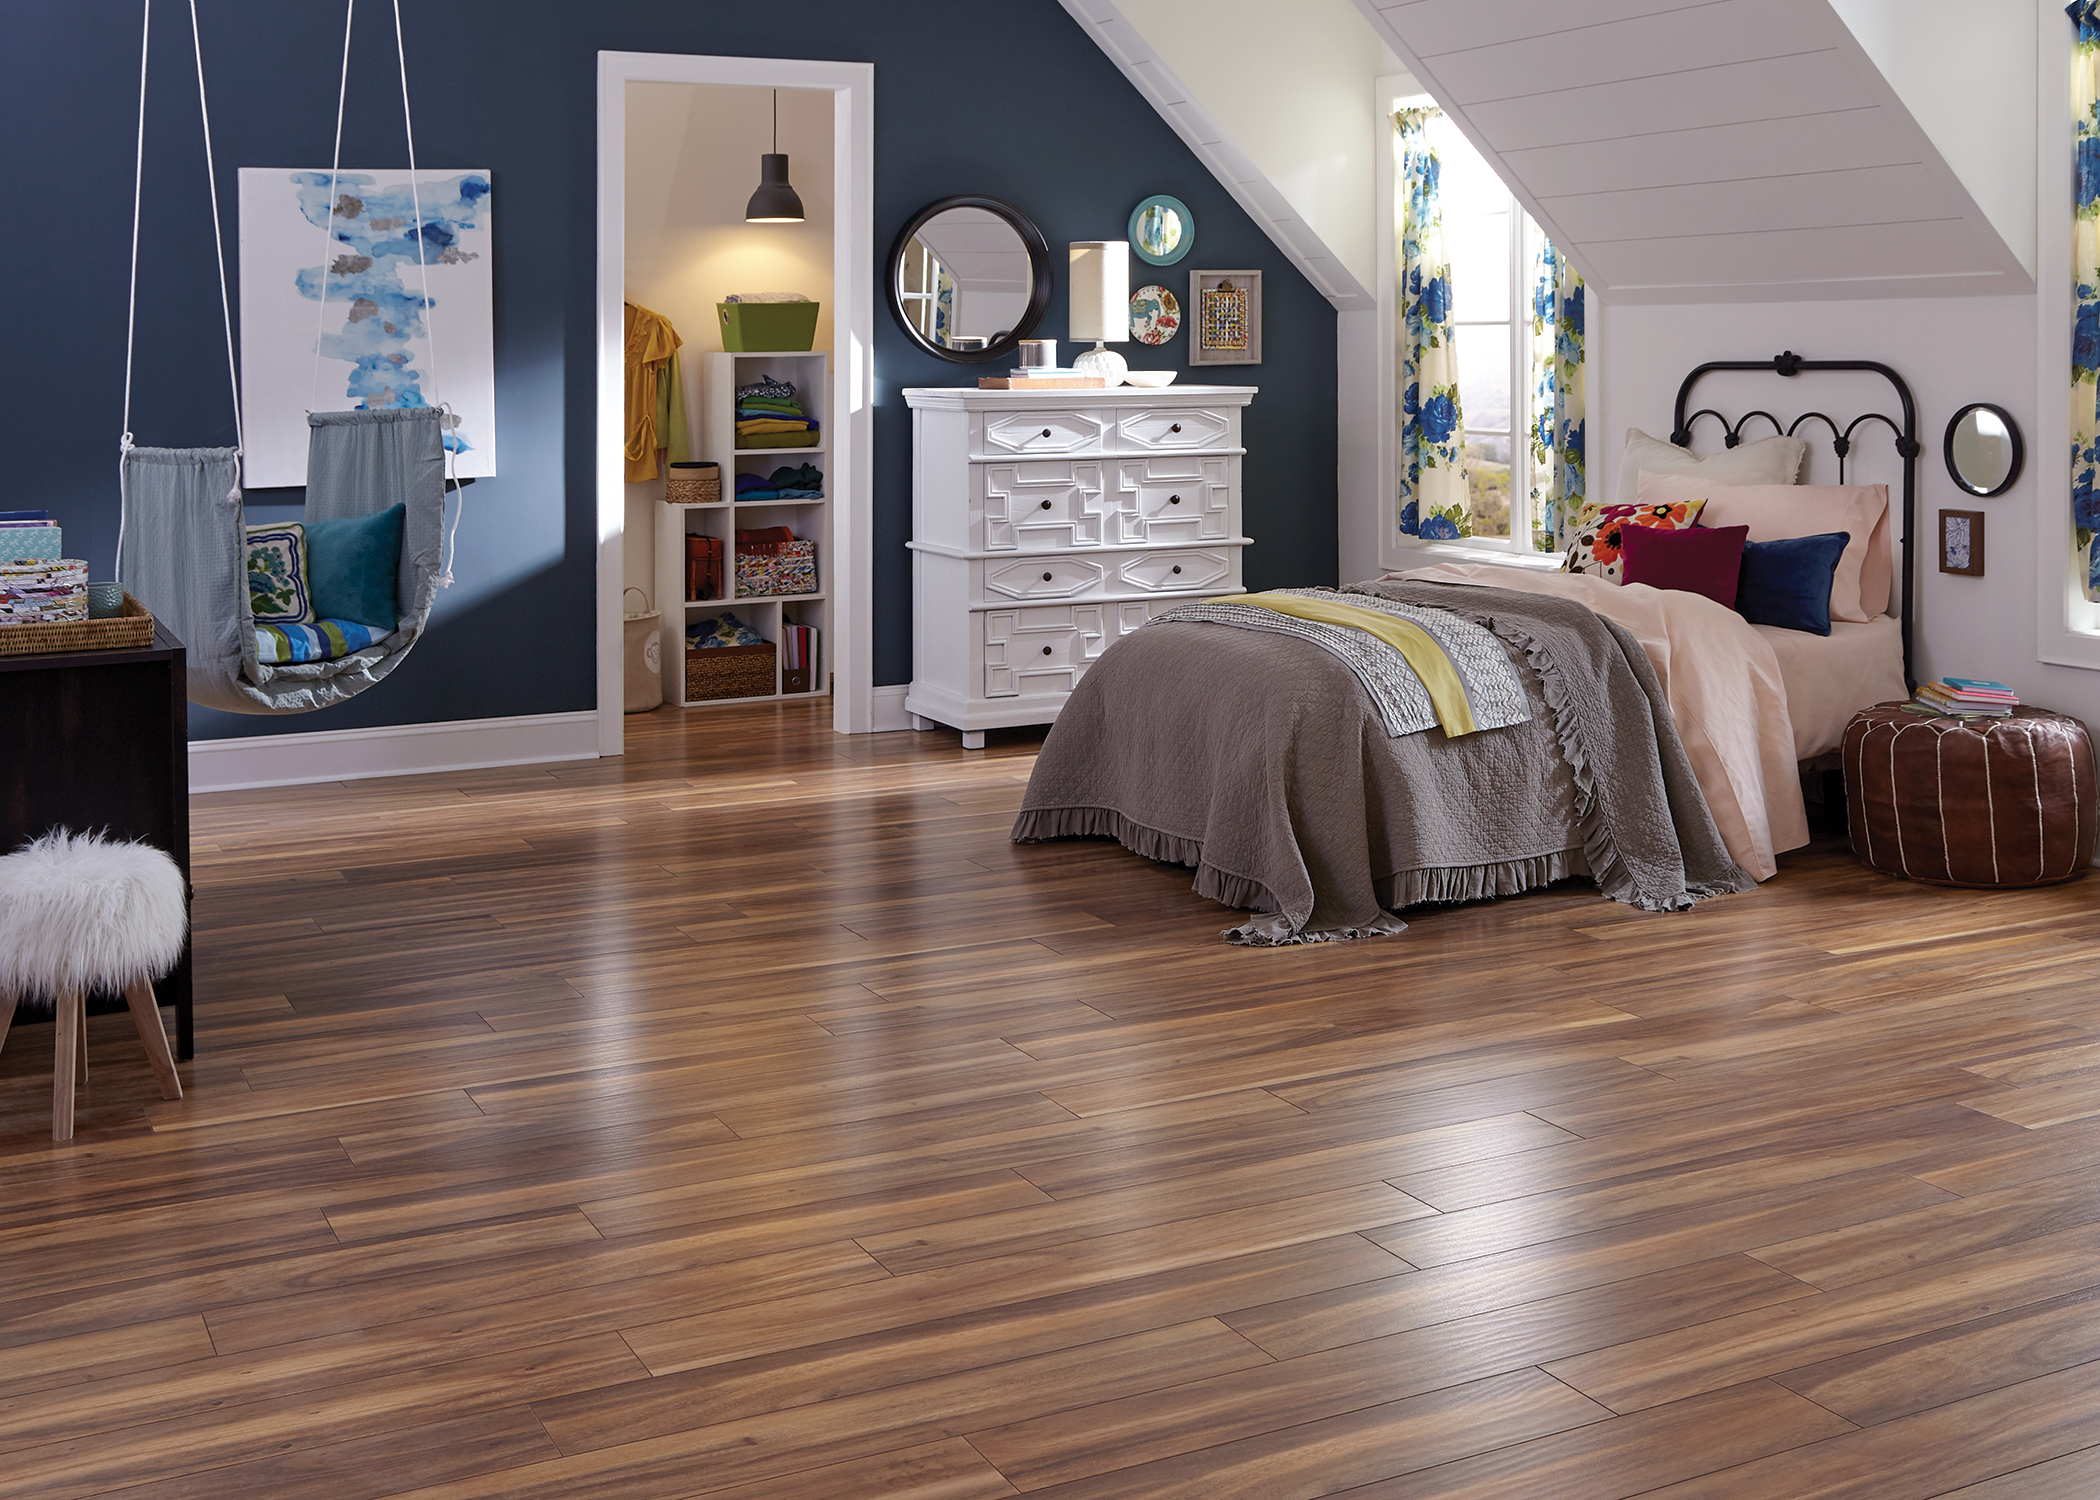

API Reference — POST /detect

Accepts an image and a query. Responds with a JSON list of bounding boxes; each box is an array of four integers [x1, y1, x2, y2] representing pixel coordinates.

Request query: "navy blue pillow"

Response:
[[1736, 532, 1850, 635]]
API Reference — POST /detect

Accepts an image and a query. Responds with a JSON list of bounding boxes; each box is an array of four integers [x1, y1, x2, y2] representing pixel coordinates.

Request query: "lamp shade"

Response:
[[1068, 241, 1129, 344], [745, 154, 805, 223]]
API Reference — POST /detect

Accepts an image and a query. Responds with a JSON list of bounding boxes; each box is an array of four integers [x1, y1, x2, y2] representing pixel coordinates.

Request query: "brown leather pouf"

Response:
[[1842, 704, 2098, 887]]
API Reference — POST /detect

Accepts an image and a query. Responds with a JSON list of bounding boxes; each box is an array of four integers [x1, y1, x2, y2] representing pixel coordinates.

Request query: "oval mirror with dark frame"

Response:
[[1943, 403, 2024, 498], [886, 196, 1051, 365]]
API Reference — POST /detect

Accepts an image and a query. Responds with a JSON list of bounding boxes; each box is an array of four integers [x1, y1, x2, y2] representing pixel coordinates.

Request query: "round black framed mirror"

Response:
[[1943, 403, 2023, 498], [886, 197, 1051, 365]]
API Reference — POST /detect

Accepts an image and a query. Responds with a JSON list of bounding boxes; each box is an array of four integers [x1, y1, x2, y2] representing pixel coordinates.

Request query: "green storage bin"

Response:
[[718, 301, 820, 352]]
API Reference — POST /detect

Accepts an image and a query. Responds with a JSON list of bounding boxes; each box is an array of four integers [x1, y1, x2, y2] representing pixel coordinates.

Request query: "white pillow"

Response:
[[1616, 428, 1808, 509]]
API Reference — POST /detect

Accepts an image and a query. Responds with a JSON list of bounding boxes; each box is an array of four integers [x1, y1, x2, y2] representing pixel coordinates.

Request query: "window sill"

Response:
[[1388, 540, 1563, 573]]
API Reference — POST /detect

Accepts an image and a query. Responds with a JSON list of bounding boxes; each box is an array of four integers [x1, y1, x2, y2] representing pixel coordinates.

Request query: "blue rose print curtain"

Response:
[[1396, 108, 1471, 540], [2074, 1, 2100, 601], [1528, 239, 1586, 551]]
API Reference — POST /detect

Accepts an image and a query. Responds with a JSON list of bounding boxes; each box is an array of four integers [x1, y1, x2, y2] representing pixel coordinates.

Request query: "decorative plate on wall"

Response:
[[1128, 195, 1194, 266], [1130, 284, 1182, 344]]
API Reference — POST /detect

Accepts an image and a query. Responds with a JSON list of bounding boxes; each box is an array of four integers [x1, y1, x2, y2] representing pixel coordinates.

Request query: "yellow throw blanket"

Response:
[[1223, 591, 1478, 736]]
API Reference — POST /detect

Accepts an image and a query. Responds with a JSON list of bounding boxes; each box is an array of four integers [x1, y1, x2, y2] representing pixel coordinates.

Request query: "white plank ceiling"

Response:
[[1353, 0, 2031, 302]]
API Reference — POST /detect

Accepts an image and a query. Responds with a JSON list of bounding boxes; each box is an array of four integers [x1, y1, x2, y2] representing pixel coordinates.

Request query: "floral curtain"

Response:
[[2074, 1, 2100, 601], [1396, 108, 1471, 540], [1528, 238, 1586, 552]]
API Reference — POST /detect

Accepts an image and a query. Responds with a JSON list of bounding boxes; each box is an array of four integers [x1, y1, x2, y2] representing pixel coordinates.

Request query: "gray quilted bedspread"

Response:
[[1011, 578, 1751, 943]]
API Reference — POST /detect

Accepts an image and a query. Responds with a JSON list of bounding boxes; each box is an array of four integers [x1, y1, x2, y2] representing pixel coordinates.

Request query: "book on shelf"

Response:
[[781, 623, 818, 694]]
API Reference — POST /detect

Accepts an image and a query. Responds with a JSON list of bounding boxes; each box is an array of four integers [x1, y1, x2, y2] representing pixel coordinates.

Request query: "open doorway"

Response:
[[595, 53, 874, 755]]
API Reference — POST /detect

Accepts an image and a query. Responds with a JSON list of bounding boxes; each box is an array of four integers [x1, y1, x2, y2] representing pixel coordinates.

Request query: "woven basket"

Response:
[[686, 641, 776, 701], [666, 462, 721, 505], [0, 594, 156, 658]]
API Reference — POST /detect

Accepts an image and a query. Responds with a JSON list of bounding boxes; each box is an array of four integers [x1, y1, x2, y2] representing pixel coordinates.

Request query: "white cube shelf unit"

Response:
[[655, 350, 831, 707]]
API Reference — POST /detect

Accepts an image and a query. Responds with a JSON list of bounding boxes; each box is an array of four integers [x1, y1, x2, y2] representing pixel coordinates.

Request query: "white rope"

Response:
[[309, 0, 355, 412], [188, 0, 243, 462], [117, 0, 152, 579], [394, 0, 459, 587]]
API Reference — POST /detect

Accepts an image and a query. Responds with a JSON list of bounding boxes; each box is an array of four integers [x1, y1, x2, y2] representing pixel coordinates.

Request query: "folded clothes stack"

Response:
[[735, 463, 824, 501], [0, 558, 89, 625], [735, 376, 821, 449]]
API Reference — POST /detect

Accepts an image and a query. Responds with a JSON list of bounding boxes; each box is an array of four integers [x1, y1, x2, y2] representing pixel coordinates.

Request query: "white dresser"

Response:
[[902, 384, 1256, 747]]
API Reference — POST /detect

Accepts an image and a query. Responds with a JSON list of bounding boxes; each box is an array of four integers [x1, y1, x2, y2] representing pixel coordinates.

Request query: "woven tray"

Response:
[[686, 641, 775, 701], [0, 594, 156, 657]]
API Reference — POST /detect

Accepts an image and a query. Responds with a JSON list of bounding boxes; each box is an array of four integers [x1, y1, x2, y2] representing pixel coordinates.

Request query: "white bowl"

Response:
[[1121, 370, 1178, 388]]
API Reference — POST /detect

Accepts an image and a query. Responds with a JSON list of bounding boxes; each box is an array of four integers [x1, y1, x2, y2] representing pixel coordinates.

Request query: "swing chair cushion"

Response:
[[304, 503, 405, 630], [245, 524, 314, 625], [254, 618, 390, 666]]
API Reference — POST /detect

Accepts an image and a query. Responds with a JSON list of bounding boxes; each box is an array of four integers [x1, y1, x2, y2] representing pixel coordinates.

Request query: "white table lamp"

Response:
[[1068, 241, 1129, 386]]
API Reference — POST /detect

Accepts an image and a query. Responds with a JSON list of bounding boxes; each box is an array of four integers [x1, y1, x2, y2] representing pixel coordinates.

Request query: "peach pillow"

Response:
[[1637, 471, 1891, 623]]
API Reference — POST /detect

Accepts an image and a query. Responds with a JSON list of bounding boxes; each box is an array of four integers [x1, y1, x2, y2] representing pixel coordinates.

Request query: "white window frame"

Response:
[[1375, 85, 1560, 574]]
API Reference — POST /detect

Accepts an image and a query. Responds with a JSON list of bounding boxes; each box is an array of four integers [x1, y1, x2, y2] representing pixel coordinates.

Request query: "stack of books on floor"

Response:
[[1907, 677, 2019, 718], [978, 368, 1108, 390]]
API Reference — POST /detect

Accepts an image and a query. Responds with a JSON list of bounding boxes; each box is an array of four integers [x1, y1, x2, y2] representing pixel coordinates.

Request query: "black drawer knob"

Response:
[[1040, 499, 1052, 509], [1169, 423, 1182, 433], [1040, 428, 1052, 437], [1168, 495, 1181, 505], [1042, 645, 1053, 655], [1172, 565, 1182, 574], [1042, 571, 1053, 581]]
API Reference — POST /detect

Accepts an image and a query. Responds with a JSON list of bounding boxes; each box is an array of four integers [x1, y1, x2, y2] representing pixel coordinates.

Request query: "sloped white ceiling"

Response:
[[1353, 0, 2033, 302]]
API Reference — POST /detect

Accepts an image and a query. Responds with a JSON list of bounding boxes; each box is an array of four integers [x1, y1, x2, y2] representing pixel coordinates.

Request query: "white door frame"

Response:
[[595, 51, 877, 754]]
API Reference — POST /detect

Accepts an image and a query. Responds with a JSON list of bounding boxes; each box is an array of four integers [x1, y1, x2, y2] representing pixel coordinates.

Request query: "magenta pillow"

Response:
[[1618, 522, 1750, 608]]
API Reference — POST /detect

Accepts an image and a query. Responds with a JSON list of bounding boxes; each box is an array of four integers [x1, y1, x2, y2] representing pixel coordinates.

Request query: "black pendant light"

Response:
[[745, 89, 805, 223]]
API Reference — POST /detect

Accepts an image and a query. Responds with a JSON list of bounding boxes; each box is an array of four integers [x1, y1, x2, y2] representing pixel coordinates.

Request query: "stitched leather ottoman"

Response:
[[1841, 704, 2097, 887]]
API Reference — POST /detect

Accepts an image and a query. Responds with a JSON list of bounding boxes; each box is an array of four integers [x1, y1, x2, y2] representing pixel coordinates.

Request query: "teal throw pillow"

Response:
[[245, 523, 314, 625], [304, 504, 404, 631]]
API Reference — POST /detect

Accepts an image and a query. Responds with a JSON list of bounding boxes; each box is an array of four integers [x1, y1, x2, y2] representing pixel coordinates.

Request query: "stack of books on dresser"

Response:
[[1907, 678, 2019, 718], [977, 368, 1108, 391]]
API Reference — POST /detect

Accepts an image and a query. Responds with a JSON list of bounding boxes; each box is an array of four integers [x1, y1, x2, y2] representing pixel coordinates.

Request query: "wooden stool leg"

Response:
[[53, 989, 81, 1142], [0, 989, 15, 1060], [124, 981, 182, 1101], [76, 998, 88, 1084]]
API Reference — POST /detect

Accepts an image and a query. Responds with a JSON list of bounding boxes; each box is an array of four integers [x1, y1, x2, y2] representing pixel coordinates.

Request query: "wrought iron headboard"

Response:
[[1670, 351, 1919, 688]]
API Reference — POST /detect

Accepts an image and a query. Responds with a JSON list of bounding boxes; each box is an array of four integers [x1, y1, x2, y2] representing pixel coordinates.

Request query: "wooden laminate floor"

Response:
[[3, 700, 2100, 1498]]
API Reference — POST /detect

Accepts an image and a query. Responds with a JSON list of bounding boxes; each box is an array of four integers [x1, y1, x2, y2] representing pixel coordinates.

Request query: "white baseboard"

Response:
[[189, 711, 600, 793], [870, 683, 913, 733]]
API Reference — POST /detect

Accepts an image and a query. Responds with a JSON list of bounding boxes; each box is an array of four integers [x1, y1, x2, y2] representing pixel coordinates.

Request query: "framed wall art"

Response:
[[1189, 269, 1261, 366], [1939, 509, 1984, 576]]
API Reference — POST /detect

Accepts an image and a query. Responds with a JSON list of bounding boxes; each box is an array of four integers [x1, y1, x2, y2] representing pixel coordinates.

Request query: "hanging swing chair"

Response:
[[116, 0, 461, 715]]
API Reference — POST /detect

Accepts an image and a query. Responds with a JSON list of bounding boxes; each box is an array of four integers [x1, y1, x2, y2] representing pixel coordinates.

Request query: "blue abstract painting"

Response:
[[239, 167, 496, 490]]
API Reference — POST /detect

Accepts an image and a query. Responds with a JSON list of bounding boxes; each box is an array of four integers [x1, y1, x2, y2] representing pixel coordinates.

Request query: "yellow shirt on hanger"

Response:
[[624, 300, 690, 481]]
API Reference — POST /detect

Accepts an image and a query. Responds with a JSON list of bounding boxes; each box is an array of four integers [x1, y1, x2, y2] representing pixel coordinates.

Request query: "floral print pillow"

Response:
[[1562, 500, 1706, 584], [244, 523, 314, 625]]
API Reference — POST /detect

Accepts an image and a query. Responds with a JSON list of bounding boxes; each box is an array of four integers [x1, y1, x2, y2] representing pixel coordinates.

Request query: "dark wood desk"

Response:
[[0, 626, 192, 1058]]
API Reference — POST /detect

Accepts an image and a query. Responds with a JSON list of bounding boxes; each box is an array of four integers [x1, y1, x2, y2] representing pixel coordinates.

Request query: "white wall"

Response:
[[1826, 0, 2038, 277], [1113, 0, 1407, 298], [1600, 295, 2100, 726], [623, 82, 834, 601]]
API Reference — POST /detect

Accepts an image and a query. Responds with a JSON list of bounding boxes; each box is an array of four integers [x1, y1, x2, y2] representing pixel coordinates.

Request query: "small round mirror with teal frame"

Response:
[[1128, 194, 1194, 266]]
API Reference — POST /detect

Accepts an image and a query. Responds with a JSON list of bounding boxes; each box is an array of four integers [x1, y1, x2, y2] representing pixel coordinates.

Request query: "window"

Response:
[[1392, 103, 1582, 560]]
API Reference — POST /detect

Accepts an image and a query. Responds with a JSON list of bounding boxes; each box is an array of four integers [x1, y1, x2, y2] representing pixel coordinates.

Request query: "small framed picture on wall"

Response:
[[1189, 269, 1263, 366], [1939, 509, 1985, 576]]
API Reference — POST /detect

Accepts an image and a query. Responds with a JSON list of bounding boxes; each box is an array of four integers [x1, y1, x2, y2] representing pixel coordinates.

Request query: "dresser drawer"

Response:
[[1118, 548, 1234, 593], [1113, 456, 1235, 543], [981, 408, 1109, 456], [984, 555, 1109, 602], [983, 605, 1109, 698], [976, 461, 1111, 552], [1117, 405, 1237, 452]]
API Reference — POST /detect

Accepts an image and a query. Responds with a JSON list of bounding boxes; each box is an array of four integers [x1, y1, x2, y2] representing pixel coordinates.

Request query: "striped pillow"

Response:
[[254, 618, 388, 665]]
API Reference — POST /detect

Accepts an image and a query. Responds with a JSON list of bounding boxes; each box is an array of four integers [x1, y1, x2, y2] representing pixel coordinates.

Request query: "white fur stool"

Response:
[[0, 830, 187, 1140]]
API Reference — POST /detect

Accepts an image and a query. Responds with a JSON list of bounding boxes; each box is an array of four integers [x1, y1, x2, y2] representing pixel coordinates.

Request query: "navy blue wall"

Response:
[[1, 1, 1339, 740]]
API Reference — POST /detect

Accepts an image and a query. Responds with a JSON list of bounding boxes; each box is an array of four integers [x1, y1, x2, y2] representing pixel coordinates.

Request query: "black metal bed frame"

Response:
[[1670, 351, 1919, 687]]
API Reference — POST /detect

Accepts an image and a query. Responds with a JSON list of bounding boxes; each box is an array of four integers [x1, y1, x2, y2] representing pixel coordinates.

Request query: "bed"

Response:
[[1012, 354, 1920, 942]]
